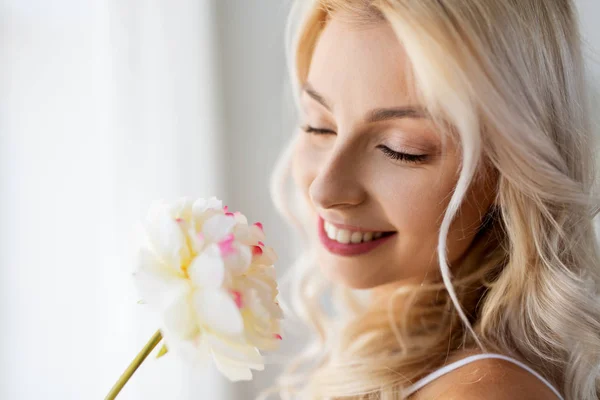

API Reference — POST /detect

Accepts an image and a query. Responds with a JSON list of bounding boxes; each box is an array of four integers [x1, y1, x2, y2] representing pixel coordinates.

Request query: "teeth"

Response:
[[350, 231, 363, 244], [326, 223, 336, 239], [336, 229, 351, 244], [324, 221, 389, 244]]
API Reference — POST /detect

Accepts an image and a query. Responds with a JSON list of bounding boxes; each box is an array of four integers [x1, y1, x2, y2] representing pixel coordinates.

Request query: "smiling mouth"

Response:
[[318, 217, 397, 256], [323, 219, 396, 244]]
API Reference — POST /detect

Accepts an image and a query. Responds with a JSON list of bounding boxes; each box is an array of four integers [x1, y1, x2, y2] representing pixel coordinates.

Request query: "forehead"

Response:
[[306, 16, 419, 114]]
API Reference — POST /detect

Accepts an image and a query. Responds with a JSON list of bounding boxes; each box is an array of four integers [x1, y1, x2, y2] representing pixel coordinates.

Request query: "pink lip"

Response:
[[318, 216, 397, 256]]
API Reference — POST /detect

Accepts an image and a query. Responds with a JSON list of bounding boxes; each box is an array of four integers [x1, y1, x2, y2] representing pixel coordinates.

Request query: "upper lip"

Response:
[[320, 215, 395, 233]]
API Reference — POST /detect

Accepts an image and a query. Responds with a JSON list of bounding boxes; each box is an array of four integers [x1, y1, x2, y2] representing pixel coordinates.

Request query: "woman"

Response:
[[266, 1, 600, 399]]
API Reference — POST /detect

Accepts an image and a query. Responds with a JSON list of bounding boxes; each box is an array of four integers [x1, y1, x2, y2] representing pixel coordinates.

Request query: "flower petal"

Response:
[[186, 226, 206, 254], [244, 289, 271, 328], [205, 334, 265, 368], [163, 291, 198, 340], [192, 197, 223, 215], [244, 273, 277, 296], [193, 289, 244, 336], [134, 248, 189, 312], [244, 314, 282, 351], [208, 333, 265, 381], [135, 246, 178, 278], [144, 205, 190, 269], [252, 245, 277, 266], [231, 224, 254, 246], [162, 334, 210, 366], [224, 244, 252, 275], [188, 245, 225, 289], [233, 212, 248, 225], [202, 214, 237, 242], [249, 224, 266, 242], [245, 329, 280, 351], [211, 352, 253, 381], [169, 197, 194, 221]]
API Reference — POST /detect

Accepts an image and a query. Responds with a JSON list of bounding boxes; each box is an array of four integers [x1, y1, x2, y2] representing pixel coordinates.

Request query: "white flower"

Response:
[[134, 196, 283, 381]]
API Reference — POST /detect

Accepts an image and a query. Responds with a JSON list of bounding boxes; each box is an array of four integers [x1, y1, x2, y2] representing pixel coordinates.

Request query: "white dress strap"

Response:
[[401, 353, 564, 400]]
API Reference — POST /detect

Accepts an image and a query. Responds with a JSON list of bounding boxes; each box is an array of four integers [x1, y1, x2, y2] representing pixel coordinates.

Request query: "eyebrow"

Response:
[[301, 82, 429, 123]]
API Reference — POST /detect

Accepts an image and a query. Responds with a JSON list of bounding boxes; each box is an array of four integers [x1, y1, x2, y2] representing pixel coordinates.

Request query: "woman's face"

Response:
[[292, 16, 496, 289]]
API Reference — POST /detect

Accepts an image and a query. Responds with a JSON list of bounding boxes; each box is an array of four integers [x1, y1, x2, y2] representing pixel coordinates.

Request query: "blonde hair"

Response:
[[263, 1, 600, 399]]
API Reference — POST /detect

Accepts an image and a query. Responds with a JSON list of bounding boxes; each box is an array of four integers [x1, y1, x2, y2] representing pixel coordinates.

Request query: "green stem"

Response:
[[105, 330, 163, 400]]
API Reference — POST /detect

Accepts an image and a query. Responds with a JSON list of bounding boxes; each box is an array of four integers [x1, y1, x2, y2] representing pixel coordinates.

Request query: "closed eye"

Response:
[[300, 125, 428, 164], [377, 145, 428, 164], [300, 125, 335, 135]]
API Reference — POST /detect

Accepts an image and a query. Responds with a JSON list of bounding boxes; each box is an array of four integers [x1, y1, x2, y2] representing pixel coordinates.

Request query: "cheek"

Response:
[[291, 135, 320, 195], [376, 170, 455, 234]]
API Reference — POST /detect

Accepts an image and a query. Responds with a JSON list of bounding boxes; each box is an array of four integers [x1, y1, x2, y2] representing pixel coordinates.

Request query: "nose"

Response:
[[308, 144, 367, 210]]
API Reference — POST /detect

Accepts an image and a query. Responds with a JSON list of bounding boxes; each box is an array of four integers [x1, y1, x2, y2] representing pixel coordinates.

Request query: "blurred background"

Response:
[[0, 1, 599, 399]]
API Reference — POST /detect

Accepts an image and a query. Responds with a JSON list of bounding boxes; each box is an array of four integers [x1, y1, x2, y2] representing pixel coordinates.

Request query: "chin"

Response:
[[318, 255, 391, 289]]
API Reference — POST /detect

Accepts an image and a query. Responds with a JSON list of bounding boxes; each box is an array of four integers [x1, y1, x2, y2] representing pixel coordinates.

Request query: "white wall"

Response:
[[0, 1, 230, 399], [579, 0, 600, 82]]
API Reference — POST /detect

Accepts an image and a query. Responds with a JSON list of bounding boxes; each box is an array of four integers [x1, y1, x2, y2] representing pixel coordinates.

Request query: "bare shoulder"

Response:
[[410, 349, 561, 400]]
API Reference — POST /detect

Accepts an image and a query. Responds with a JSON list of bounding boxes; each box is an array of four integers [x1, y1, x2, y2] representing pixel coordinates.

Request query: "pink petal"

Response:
[[273, 334, 282, 340], [252, 246, 278, 266], [230, 290, 243, 309], [252, 246, 263, 256], [218, 233, 236, 256], [249, 225, 266, 243], [253, 222, 263, 231], [257, 241, 264, 246]]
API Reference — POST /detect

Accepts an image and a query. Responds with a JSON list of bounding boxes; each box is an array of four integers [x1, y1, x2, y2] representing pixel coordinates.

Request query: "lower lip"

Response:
[[318, 217, 397, 256]]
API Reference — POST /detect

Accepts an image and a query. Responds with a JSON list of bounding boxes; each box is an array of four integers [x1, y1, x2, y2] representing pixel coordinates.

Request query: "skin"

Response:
[[409, 349, 560, 400], [291, 15, 497, 291]]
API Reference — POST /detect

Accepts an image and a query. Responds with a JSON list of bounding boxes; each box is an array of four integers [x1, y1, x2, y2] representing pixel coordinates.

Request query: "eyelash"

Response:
[[300, 125, 428, 164], [301, 125, 334, 135], [377, 145, 428, 163]]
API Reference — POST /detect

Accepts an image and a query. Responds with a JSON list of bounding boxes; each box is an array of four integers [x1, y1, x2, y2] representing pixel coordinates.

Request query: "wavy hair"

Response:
[[262, 1, 600, 399]]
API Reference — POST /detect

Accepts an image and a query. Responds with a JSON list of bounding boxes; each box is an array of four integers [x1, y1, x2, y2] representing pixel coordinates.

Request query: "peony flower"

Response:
[[106, 196, 283, 400], [133, 196, 283, 381]]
